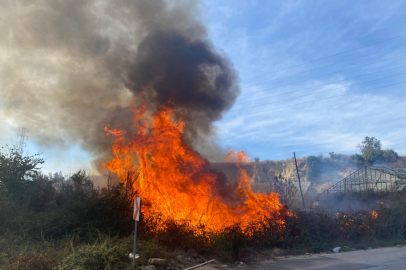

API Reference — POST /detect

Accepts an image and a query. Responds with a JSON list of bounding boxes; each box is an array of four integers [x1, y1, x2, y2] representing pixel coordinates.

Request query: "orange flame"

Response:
[[103, 105, 289, 231], [371, 210, 378, 219]]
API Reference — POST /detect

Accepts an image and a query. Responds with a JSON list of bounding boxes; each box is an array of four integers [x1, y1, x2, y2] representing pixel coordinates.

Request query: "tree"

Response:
[[362, 147, 383, 165], [354, 137, 398, 165], [357, 136, 381, 152], [254, 157, 260, 162], [273, 180, 299, 208], [56, 170, 97, 205], [27, 174, 57, 211], [329, 152, 342, 160], [382, 149, 398, 163], [351, 153, 365, 165], [0, 145, 44, 202]]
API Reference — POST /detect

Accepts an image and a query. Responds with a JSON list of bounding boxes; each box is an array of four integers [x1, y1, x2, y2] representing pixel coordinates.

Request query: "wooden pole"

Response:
[[294, 152, 306, 209]]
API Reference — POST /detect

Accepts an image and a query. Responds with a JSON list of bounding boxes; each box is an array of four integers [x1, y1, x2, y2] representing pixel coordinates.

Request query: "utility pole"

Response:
[[17, 127, 28, 156], [294, 152, 306, 209]]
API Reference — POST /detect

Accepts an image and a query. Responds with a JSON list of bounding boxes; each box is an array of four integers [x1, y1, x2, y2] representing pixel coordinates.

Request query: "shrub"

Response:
[[58, 236, 132, 270], [0, 146, 44, 203], [381, 149, 399, 163], [3, 253, 56, 270]]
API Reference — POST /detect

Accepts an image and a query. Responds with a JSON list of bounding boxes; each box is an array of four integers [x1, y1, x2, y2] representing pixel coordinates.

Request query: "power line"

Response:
[[241, 33, 406, 82], [241, 62, 406, 98], [231, 80, 406, 116], [231, 71, 406, 111], [241, 44, 406, 89]]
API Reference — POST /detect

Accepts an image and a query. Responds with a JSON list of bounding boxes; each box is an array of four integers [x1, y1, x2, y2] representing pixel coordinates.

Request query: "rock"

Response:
[[149, 258, 167, 266], [129, 253, 140, 259], [333, 247, 341, 253]]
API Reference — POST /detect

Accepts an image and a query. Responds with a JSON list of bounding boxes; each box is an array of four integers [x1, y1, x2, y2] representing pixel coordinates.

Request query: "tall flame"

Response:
[[103, 104, 289, 231]]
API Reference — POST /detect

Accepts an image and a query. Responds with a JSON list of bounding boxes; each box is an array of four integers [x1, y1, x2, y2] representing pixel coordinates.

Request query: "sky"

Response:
[[1, 0, 406, 173], [205, 0, 406, 161]]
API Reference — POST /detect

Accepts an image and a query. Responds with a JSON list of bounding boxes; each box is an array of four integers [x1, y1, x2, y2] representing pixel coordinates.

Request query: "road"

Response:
[[226, 246, 406, 270]]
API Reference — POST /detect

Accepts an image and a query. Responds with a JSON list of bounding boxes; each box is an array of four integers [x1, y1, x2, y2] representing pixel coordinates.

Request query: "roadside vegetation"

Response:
[[1, 143, 406, 269]]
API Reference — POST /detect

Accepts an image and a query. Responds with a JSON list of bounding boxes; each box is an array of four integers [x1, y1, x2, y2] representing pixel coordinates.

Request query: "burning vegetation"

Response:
[[92, 3, 292, 231], [103, 104, 290, 232], [2, 0, 406, 269]]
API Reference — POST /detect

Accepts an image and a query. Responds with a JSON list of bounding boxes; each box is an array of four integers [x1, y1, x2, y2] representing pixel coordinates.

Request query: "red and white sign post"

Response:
[[132, 197, 141, 267], [133, 197, 141, 221]]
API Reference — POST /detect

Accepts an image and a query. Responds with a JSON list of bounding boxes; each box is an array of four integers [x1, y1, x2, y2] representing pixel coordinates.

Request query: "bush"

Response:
[[0, 146, 44, 203], [328, 152, 342, 160], [3, 150, 406, 268], [381, 149, 399, 163], [3, 253, 56, 270], [58, 236, 132, 270]]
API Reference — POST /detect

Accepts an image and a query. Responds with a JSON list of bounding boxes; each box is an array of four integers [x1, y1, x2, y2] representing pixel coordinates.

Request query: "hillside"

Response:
[[211, 155, 406, 193]]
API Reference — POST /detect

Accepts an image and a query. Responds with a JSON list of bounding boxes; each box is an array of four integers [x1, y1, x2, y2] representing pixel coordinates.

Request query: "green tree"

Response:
[[382, 149, 399, 163], [0, 145, 44, 202], [357, 136, 382, 152], [362, 147, 383, 165], [354, 137, 398, 165]]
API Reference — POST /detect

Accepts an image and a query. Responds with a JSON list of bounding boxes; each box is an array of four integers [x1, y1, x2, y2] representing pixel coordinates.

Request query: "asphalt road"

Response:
[[226, 246, 406, 270]]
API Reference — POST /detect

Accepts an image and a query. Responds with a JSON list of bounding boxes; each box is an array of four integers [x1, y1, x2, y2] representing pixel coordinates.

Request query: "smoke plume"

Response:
[[0, 0, 240, 170]]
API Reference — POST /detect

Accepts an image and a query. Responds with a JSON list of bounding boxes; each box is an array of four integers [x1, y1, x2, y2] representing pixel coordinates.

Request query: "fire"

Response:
[[103, 104, 289, 231], [371, 210, 378, 219]]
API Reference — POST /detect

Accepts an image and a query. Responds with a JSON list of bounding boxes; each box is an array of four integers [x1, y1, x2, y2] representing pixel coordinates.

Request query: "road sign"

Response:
[[133, 197, 141, 221]]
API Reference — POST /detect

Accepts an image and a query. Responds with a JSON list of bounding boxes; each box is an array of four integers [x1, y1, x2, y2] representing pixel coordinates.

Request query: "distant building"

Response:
[[313, 166, 406, 212]]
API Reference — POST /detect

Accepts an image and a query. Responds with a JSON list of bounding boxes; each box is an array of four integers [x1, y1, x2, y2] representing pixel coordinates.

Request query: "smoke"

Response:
[[0, 0, 240, 170]]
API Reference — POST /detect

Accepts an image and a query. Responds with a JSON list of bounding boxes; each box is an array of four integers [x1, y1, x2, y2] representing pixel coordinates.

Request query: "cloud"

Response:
[[203, 0, 406, 160]]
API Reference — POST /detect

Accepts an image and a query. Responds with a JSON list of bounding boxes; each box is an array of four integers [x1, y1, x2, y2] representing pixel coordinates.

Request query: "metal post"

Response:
[[294, 152, 306, 209], [132, 197, 141, 268], [132, 220, 138, 268]]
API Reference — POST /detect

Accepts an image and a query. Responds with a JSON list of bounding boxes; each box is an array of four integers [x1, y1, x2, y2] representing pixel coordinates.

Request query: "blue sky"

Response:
[[205, 0, 406, 161], [1, 0, 406, 173]]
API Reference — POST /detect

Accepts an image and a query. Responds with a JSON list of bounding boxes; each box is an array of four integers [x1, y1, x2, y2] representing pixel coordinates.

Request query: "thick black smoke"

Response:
[[128, 31, 239, 147], [0, 0, 240, 170]]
